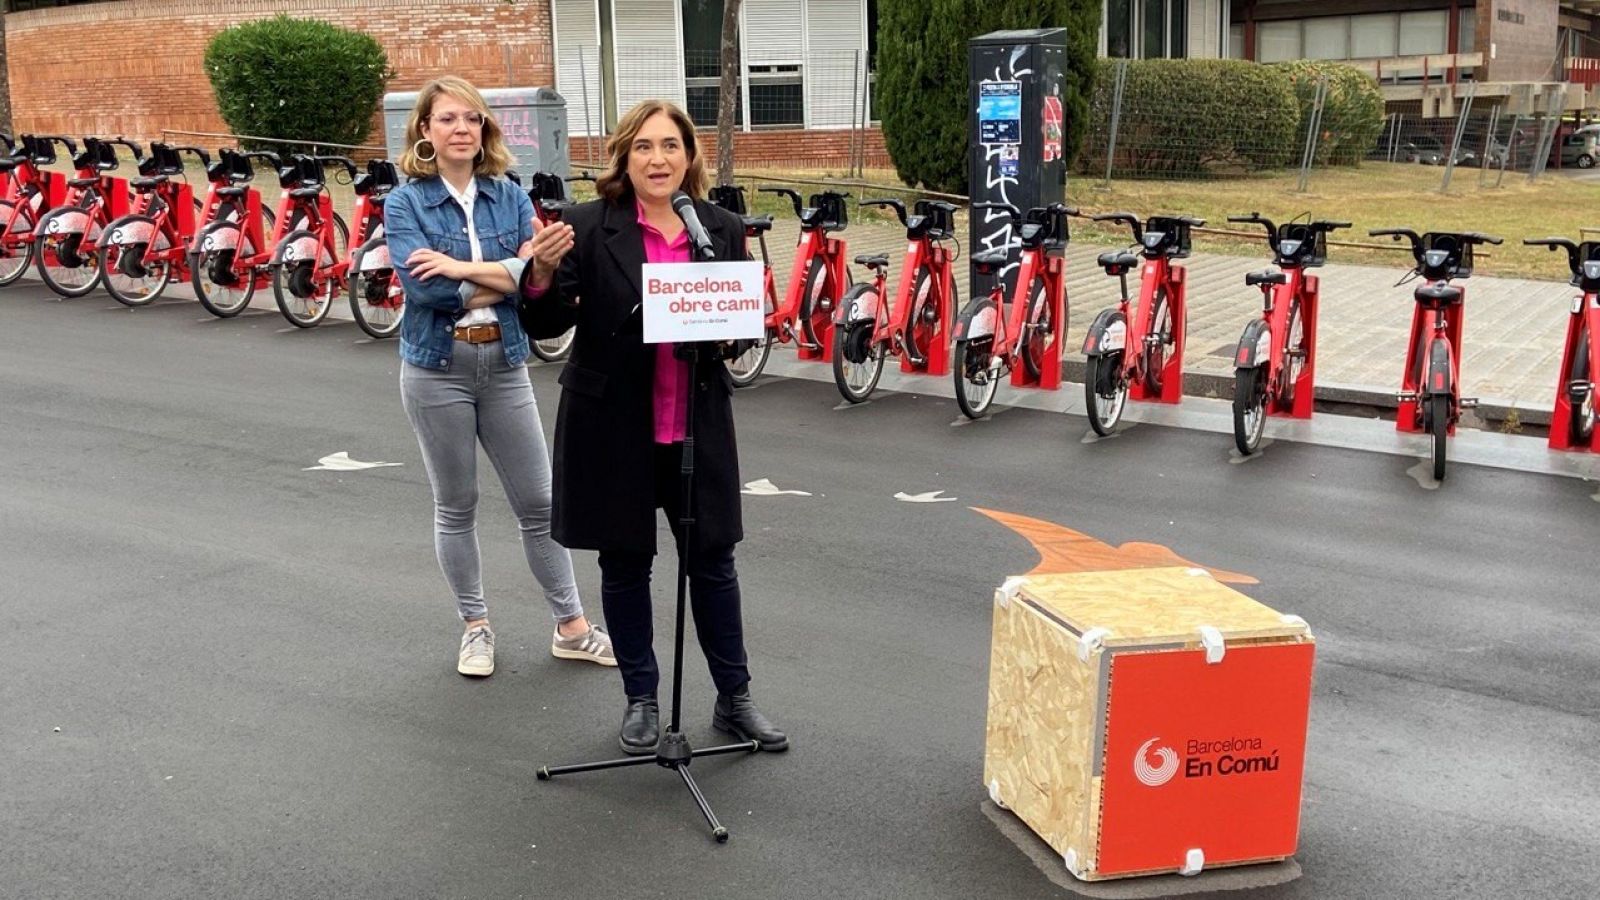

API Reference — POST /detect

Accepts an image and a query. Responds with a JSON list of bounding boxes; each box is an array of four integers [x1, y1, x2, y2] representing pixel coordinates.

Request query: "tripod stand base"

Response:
[[537, 729, 760, 841]]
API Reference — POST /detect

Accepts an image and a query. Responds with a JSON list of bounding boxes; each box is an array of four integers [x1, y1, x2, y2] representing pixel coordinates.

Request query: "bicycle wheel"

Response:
[[1277, 301, 1306, 409], [0, 200, 39, 286], [1084, 351, 1127, 436], [190, 220, 257, 318], [100, 215, 172, 306], [532, 329, 575, 361], [348, 234, 403, 339], [1020, 279, 1056, 382], [1429, 393, 1450, 481], [1142, 289, 1173, 395], [35, 205, 103, 297], [1569, 329, 1595, 445], [272, 229, 336, 327], [833, 320, 885, 403], [954, 337, 998, 419], [726, 331, 773, 386], [1233, 367, 1267, 455], [903, 268, 947, 368], [797, 256, 829, 348]]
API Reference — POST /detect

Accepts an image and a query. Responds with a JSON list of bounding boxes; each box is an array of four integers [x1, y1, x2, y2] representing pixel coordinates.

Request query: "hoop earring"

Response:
[[413, 139, 436, 163]]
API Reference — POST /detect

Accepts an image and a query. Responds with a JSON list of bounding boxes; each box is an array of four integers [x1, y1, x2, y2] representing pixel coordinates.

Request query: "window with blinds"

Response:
[[552, 0, 605, 136]]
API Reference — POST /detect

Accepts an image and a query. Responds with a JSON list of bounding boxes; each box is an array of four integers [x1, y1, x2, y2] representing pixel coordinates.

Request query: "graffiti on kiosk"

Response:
[[975, 47, 1034, 279], [499, 109, 540, 149], [1042, 95, 1063, 163]]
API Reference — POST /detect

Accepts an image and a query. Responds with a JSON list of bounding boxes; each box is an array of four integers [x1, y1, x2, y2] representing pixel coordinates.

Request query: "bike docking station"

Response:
[[968, 28, 1069, 392], [534, 198, 769, 843], [1523, 237, 1600, 453], [984, 568, 1316, 883]]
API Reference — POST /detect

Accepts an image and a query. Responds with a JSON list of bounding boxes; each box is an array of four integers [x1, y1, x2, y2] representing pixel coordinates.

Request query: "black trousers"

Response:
[[597, 444, 750, 700]]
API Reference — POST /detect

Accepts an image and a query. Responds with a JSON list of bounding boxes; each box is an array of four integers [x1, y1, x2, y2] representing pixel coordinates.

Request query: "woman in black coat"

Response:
[[519, 99, 787, 756]]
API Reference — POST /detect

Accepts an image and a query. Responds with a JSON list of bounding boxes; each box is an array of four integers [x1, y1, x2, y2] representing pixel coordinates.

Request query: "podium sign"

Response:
[[642, 261, 765, 344]]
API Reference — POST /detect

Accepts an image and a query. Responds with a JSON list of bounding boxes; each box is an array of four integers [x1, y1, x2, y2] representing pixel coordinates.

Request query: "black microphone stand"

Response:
[[536, 223, 760, 843]]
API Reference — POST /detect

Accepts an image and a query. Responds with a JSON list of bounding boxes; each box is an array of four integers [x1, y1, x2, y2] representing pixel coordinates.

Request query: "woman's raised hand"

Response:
[[526, 216, 575, 289]]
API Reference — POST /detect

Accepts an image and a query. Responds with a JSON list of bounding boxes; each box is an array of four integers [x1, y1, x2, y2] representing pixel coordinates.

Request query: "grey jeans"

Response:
[[400, 341, 582, 624]]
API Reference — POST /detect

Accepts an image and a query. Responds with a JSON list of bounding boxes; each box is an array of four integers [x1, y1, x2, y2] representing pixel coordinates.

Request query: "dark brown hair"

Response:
[[596, 100, 707, 204]]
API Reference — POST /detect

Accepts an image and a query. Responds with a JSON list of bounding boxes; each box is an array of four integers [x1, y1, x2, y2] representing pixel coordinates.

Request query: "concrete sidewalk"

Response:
[[758, 211, 1575, 425]]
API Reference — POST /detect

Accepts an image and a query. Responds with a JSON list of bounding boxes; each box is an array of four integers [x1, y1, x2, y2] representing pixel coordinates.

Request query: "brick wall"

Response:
[[570, 126, 892, 172], [4, 0, 890, 171], [1479, 0, 1561, 82], [3, 0, 555, 147]]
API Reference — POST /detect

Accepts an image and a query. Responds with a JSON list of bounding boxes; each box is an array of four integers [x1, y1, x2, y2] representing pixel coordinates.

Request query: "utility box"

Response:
[[985, 568, 1316, 881], [967, 29, 1068, 302], [383, 87, 570, 178]]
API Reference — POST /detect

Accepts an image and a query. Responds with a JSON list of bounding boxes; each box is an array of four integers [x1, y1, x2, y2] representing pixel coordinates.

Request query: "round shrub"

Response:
[[205, 16, 395, 151], [1273, 60, 1386, 166]]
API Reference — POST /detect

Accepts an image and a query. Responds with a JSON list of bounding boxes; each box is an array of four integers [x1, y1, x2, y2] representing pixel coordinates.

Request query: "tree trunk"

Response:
[[716, 0, 743, 186]]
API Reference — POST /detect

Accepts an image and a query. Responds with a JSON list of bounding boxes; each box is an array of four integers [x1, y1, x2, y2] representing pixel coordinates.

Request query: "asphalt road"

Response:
[[2, 286, 1596, 900]]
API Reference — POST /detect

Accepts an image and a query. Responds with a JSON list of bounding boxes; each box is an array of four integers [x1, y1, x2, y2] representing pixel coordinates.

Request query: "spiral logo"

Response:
[[1134, 738, 1179, 787]]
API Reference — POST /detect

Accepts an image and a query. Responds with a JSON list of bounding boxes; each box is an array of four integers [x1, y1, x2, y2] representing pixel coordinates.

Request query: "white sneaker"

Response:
[[458, 626, 495, 677], [551, 624, 617, 667]]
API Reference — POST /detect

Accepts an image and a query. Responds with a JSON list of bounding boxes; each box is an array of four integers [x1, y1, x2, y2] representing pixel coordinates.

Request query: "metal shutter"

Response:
[[553, 0, 605, 136], [612, 0, 687, 115], [804, 0, 866, 129]]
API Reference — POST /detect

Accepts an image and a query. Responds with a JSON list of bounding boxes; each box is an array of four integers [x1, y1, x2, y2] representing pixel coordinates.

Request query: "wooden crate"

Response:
[[983, 567, 1315, 881]]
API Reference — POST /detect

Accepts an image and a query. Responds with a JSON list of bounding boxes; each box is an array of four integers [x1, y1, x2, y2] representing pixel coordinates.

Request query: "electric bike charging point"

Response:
[[1524, 237, 1600, 452], [967, 28, 1069, 317]]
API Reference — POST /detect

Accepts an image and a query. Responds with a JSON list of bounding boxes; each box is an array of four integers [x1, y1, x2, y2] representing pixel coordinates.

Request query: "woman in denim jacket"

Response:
[[387, 76, 613, 677]]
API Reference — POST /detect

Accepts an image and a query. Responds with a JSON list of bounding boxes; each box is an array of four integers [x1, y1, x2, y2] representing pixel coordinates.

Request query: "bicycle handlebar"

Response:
[[861, 197, 908, 226], [1462, 231, 1504, 246], [1524, 236, 1588, 279], [34, 135, 79, 158], [313, 155, 359, 179], [758, 186, 803, 218], [104, 137, 145, 160], [1092, 211, 1143, 241], [244, 150, 282, 168], [972, 201, 1020, 221], [0, 133, 12, 153], [565, 171, 597, 183], [171, 145, 211, 167]]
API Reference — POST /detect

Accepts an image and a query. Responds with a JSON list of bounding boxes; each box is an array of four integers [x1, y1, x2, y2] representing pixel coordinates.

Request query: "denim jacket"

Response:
[[386, 175, 535, 369]]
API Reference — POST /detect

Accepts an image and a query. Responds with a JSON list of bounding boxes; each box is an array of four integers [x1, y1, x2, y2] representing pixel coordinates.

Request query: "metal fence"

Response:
[[556, 46, 877, 175], [1078, 60, 1577, 193]]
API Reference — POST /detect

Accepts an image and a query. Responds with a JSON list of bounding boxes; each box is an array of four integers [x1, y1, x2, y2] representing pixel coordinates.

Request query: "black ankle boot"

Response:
[[713, 685, 788, 752], [619, 694, 659, 756]]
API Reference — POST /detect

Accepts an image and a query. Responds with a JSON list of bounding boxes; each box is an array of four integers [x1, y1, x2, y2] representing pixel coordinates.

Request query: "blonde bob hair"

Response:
[[398, 76, 514, 179], [596, 100, 707, 204]]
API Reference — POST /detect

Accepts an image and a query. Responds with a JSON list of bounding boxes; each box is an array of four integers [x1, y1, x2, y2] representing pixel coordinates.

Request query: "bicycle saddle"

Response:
[[1097, 250, 1138, 272], [130, 175, 168, 190], [1414, 284, 1463, 304], [741, 214, 773, 234], [854, 254, 889, 268], [288, 186, 323, 200], [1245, 270, 1288, 287], [970, 248, 1011, 273], [66, 176, 100, 189], [0, 159, 17, 173], [214, 185, 248, 198]]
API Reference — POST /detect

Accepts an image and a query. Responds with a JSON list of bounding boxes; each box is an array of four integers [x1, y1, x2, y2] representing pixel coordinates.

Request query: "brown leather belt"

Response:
[[453, 323, 502, 344]]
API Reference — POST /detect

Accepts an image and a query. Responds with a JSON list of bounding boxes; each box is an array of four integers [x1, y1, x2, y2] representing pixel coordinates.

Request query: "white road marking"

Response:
[[304, 451, 404, 471], [894, 490, 957, 503], [741, 478, 812, 497]]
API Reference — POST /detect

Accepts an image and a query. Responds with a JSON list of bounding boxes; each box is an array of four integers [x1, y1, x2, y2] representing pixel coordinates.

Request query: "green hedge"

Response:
[[1078, 58, 1301, 178], [1273, 60, 1386, 166], [205, 16, 395, 152]]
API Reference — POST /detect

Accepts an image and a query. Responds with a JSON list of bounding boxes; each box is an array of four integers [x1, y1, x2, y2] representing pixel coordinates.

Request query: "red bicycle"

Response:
[[342, 158, 402, 338], [1523, 236, 1600, 452], [268, 154, 358, 327], [1370, 227, 1501, 481], [709, 184, 778, 385], [188, 148, 282, 318], [1081, 212, 1203, 436], [718, 188, 853, 386], [1225, 213, 1349, 454], [0, 134, 77, 287], [33, 137, 145, 297], [98, 142, 212, 306], [832, 197, 957, 403], [952, 202, 1074, 418], [524, 170, 592, 359]]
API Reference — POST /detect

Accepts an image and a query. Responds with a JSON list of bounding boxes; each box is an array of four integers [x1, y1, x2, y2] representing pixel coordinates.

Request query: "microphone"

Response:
[[670, 191, 717, 261]]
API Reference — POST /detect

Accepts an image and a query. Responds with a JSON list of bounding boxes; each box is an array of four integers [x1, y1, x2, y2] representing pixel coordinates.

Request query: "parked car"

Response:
[[1559, 131, 1599, 168], [1402, 135, 1477, 167]]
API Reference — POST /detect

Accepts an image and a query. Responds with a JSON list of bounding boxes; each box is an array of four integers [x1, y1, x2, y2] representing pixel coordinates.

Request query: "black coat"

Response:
[[519, 197, 749, 555]]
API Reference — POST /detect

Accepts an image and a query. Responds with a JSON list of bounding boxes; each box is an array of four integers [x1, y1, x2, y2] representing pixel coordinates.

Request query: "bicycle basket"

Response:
[[811, 192, 848, 232], [526, 171, 566, 203], [28, 137, 58, 166], [1275, 223, 1327, 268], [709, 184, 747, 215], [915, 200, 957, 240], [1144, 216, 1192, 258], [149, 143, 184, 177]]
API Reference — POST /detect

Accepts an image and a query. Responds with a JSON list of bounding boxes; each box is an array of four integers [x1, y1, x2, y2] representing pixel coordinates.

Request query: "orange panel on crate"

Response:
[[1096, 643, 1316, 876]]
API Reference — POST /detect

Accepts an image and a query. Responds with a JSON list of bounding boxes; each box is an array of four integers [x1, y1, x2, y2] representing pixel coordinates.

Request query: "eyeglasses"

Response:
[[430, 112, 486, 129]]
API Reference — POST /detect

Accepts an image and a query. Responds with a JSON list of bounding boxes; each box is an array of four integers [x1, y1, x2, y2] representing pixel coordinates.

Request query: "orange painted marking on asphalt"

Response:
[[972, 507, 1258, 585]]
